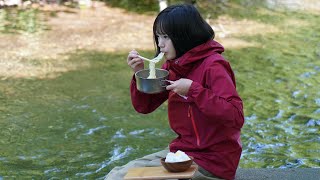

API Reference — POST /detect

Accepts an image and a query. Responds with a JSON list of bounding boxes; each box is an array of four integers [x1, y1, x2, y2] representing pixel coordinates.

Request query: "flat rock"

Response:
[[236, 168, 320, 180]]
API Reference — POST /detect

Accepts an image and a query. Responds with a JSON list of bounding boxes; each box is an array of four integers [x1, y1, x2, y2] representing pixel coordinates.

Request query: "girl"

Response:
[[106, 4, 244, 180]]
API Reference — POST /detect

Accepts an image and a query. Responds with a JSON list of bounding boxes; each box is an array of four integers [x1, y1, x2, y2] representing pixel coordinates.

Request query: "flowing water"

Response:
[[0, 2, 319, 179]]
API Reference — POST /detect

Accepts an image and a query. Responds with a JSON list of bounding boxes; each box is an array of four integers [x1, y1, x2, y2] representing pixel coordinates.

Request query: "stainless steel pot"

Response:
[[135, 68, 169, 94]]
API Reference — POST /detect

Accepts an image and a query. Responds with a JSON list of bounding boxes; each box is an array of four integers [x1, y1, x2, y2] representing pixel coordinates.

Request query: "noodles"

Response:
[[141, 52, 164, 79], [147, 61, 157, 79]]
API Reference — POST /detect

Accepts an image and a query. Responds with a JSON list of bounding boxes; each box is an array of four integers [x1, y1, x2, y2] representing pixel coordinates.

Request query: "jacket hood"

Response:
[[166, 40, 225, 79]]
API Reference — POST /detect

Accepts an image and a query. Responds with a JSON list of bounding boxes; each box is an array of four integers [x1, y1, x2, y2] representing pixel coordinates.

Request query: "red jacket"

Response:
[[130, 40, 244, 180]]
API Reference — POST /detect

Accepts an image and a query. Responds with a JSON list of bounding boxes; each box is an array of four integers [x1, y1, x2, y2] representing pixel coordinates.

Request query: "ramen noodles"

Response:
[[148, 61, 157, 79], [137, 52, 164, 79]]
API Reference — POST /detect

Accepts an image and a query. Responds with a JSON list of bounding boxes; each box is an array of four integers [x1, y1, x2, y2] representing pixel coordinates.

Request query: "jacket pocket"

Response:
[[188, 105, 200, 146]]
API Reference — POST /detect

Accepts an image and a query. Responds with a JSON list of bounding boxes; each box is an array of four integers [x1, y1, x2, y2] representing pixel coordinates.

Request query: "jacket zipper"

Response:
[[188, 105, 200, 146]]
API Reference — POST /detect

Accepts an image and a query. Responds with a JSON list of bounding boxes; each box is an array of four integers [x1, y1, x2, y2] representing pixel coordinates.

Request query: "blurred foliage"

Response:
[[104, 0, 159, 14], [0, 0, 268, 34], [104, 0, 207, 14], [103, 0, 266, 18], [0, 7, 47, 34]]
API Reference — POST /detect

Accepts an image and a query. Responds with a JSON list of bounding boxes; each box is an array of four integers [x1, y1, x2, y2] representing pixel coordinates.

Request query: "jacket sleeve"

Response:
[[186, 61, 244, 128], [130, 75, 169, 114]]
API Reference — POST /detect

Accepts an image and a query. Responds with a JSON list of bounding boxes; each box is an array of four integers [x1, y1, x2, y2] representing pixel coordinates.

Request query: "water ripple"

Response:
[[245, 114, 257, 121], [95, 146, 134, 173], [287, 114, 296, 122], [300, 71, 316, 78], [18, 155, 42, 160], [76, 171, 94, 177], [306, 119, 320, 127], [128, 128, 160, 137], [73, 104, 90, 109], [65, 123, 85, 138], [292, 90, 301, 98], [247, 141, 285, 153], [84, 125, 108, 135], [99, 116, 107, 121], [129, 129, 145, 135], [112, 129, 126, 138], [44, 168, 62, 174], [313, 109, 320, 114], [279, 159, 305, 168], [267, 110, 284, 120], [0, 157, 7, 162]]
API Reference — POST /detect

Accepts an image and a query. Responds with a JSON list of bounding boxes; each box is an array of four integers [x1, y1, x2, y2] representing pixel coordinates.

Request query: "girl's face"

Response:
[[157, 34, 176, 60]]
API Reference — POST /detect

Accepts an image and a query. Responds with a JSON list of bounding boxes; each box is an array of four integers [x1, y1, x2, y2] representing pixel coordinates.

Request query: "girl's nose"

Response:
[[158, 39, 165, 48]]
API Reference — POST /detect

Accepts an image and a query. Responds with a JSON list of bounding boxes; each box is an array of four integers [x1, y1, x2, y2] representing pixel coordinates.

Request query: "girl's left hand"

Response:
[[166, 78, 193, 96]]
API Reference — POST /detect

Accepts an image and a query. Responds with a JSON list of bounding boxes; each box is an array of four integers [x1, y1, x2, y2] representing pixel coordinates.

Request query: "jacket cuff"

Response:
[[187, 81, 202, 100]]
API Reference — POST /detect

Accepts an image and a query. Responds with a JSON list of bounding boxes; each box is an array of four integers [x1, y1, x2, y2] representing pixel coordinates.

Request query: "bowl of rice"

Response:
[[160, 150, 193, 172]]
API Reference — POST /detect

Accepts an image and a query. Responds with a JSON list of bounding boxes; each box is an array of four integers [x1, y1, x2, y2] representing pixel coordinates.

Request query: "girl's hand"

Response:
[[166, 78, 193, 96], [127, 50, 144, 73]]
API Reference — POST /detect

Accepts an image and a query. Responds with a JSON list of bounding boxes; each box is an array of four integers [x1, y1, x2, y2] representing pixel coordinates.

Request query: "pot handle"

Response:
[[160, 80, 170, 87]]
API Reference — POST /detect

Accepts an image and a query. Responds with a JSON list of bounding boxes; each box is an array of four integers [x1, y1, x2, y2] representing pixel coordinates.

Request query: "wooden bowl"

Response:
[[160, 156, 193, 172]]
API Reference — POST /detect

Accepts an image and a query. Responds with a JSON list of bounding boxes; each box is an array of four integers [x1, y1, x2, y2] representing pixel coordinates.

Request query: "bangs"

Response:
[[155, 22, 166, 35], [154, 14, 170, 35]]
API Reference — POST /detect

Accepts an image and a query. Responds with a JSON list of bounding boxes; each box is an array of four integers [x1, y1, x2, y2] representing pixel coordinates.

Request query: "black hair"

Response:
[[153, 4, 215, 58]]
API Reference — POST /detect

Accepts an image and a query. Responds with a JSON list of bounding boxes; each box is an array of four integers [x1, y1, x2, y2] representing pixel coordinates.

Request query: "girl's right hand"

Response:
[[127, 50, 144, 73]]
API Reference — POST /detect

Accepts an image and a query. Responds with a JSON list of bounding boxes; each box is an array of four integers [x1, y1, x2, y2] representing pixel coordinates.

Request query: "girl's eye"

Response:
[[157, 34, 169, 39]]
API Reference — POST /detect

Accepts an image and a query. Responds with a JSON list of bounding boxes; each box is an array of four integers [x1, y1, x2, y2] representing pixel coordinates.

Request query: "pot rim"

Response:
[[135, 68, 169, 80]]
